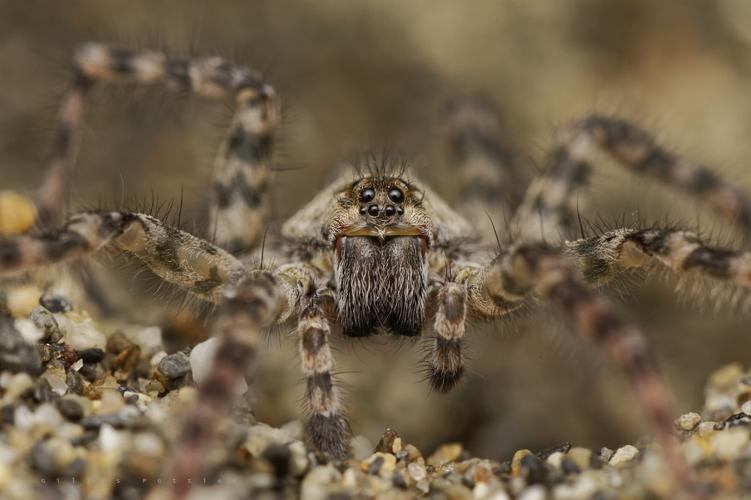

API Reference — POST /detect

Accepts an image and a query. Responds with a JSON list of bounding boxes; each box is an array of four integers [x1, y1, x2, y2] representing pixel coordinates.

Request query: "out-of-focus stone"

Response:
[[609, 445, 639, 467]]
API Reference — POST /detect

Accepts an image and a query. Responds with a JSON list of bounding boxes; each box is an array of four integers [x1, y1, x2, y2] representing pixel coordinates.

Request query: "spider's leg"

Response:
[[426, 281, 468, 392], [512, 116, 751, 240], [445, 97, 522, 243], [468, 243, 692, 490], [267, 261, 350, 456], [566, 226, 751, 287], [170, 271, 281, 499], [298, 292, 349, 458], [0, 211, 245, 303], [37, 43, 277, 254]]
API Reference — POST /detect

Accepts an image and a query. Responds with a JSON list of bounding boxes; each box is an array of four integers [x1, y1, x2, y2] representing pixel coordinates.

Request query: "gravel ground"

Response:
[[2, 283, 751, 499]]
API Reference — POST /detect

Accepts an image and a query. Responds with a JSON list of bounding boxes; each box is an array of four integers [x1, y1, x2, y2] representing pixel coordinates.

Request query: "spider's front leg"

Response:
[[274, 261, 350, 457], [565, 226, 751, 287], [170, 270, 283, 499], [0, 211, 246, 302], [425, 281, 468, 392], [464, 243, 693, 490], [37, 44, 277, 254]]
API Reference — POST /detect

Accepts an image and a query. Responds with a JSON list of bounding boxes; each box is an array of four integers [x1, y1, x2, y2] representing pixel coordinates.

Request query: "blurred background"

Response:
[[2, 0, 751, 460]]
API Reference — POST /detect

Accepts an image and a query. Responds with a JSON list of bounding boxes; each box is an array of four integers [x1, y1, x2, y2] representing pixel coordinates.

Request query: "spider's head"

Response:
[[329, 174, 432, 338]]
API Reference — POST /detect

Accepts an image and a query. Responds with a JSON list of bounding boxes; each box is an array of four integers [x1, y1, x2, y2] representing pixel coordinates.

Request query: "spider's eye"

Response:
[[388, 187, 404, 203], [360, 188, 375, 203]]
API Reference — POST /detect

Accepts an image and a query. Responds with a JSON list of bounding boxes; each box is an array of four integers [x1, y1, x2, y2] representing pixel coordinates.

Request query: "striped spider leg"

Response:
[[36, 43, 277, 254]]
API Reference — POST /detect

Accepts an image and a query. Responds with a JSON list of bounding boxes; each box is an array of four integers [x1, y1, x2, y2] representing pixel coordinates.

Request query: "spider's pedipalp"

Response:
[[566, 226, 751, 288], [38, 43, 277, 253], [513, 115, 751, 240], [0, 211, 246, 303], [427, 281, 467, 392]]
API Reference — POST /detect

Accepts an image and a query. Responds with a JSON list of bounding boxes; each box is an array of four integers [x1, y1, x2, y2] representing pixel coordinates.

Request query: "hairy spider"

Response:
[[3, 43, 751, 498]]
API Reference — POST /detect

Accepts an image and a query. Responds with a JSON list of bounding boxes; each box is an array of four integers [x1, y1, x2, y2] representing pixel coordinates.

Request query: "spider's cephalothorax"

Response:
[[330, 176, 431, 337], [6, 44, 751, 498]]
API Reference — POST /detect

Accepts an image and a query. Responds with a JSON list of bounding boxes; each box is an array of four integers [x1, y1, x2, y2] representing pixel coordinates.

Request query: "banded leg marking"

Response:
[[0, 211, 246, 303], [298, 296, 349, 458], [37, 43, 277, 252]]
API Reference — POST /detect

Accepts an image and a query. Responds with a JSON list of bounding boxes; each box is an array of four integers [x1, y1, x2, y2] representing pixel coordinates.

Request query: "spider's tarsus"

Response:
[[308, 412, 350, 459]]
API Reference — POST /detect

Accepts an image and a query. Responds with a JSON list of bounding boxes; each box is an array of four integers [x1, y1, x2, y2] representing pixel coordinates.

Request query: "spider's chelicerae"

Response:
[[3, 43, 751, 497]]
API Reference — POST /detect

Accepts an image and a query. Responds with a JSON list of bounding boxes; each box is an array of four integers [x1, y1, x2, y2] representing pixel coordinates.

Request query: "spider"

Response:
[[2, 43, 751, 498]]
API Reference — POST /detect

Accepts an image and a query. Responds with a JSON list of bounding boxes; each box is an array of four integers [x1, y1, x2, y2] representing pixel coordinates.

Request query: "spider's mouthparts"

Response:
[[336, 225, 428, 259], [334, 234, 428, 338], [335, 233, 427, 259]]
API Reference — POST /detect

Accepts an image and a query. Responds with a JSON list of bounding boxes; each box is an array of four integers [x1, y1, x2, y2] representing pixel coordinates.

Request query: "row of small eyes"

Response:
[[359, 187, 404, 204]]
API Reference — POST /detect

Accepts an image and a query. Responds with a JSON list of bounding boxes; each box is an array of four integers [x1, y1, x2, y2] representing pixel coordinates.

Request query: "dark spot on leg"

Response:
[[155, 238, 181, 273], [0, 242, 21, 268], [46, 232, 87, 260], [302, 328, 327, 355], [443, 291, 466, 323], [166, 57, 191, 89], [193, 266, 223, 295], [429, 365, 465, 393], [306, 372, 333, 397], [308, 412, 350, 458], [227, 127, 273, 164], [109, 47, 135, 75], [683, 246, 733, 279]]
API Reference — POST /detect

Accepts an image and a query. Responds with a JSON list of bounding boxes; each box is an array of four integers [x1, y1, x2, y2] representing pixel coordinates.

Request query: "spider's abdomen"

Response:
[[335, 236, 427, 337]]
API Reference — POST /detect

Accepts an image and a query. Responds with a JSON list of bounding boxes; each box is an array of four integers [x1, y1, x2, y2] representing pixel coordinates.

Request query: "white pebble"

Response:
[[0, 373, 32, 404], [675, 412, 702, 432], [517, 485, 546, 500], [609, 445, 639, 467], [698, 422, 718, 438], [150, 351, 167, 366], [98, 424, 125, 453], [408, 462, 426, 481], [14, 319, 43, 344], [63, 318, 106, 350], [41, 367, 68, 396], [546, 451, 564, 468], [128, 326, 163, 356], [713, 428, 750, 460], [742, 401, 751, 415]]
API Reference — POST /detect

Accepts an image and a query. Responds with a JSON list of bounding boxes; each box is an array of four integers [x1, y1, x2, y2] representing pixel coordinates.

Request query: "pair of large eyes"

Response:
[[359, 187, 404, 203]]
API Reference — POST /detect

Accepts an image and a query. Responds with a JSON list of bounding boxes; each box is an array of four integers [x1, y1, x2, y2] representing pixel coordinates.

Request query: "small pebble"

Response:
[[428, 443, 462, 467], [0, 316, 42, 374], [158, 351, 192, 379], [713, 427, 750, 460], [566, 447, 591, 470], [39, 293, 72, 313], [609, 445, 639, 467], [408, 462, 426, 481], [78, 348, 106, 364], [30, 307, 62, 342], [41, 366, 68, 396], [675, 412, 702, 432], [63, 318, 106, 351], [698, 421, 718, 438], [56, 398, 84, 421]]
